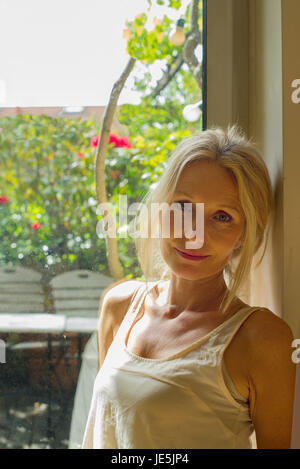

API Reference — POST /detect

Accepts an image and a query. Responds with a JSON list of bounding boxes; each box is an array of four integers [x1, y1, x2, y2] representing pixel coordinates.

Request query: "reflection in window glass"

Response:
[[0, 0, 205, 449]]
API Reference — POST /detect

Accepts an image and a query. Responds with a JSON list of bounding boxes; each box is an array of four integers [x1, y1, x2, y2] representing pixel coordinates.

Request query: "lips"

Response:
[[175, 248, 210, 259]]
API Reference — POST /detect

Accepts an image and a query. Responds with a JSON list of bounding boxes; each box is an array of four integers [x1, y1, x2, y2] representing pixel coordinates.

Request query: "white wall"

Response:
[[207, 0, 284, 318], [281, 0, 300, 337], [248, 0, 283, 317]]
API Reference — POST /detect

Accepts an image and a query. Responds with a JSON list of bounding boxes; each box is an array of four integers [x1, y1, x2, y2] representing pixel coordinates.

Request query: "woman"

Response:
[[82, 126, 296, 449]]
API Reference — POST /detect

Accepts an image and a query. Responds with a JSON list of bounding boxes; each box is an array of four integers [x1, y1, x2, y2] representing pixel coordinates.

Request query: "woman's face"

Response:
[[159, 160, 246, 280]]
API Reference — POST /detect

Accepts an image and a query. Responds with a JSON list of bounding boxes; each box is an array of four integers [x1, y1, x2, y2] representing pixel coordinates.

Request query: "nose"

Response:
[[183, 204, 204, 249]]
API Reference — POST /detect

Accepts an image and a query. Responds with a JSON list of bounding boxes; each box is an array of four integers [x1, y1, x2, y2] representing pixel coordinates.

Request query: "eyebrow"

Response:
[[173, 191, 242, 215]]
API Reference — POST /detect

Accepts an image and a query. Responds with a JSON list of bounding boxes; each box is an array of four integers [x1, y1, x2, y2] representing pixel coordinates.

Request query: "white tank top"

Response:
[[82, 281, 260, 449]]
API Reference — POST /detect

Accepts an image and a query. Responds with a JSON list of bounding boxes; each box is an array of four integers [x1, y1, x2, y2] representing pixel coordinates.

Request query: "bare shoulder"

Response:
[[225, 305, 296, 406], [239, 308, 296, 449], [103, 278, 143, 305], [237, 307, 295, 369], [100, 279, 144, 326], [97, 279, 144, 369], [241, 307, 295, 347]]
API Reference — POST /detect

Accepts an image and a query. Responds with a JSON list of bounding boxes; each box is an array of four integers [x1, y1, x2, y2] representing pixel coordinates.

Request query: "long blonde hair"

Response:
[[134, 125, 275, 314]]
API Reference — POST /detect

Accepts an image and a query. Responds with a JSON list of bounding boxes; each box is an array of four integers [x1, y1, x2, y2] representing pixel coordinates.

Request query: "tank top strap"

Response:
[[126, 282, 148, 317], [213, 305, 265, 365], [116, 280, 159, 337]]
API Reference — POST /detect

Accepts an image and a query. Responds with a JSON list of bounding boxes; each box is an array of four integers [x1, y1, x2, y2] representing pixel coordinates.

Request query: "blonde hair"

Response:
[[134, 125, 275, 314]]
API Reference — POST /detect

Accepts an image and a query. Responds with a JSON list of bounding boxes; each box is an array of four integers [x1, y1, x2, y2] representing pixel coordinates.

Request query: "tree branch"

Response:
[[150, 0, 202, 97], [183, 0, 202, 89], [152, 52, 184, 98], [95, 56, 136, 204], [189, 0, 202, 38], [94, 56, 136, 280]]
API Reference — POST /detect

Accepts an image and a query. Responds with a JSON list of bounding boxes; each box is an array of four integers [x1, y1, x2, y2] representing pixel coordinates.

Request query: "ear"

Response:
[[234, 240, 242, 250], [234, 232, 245, 250]]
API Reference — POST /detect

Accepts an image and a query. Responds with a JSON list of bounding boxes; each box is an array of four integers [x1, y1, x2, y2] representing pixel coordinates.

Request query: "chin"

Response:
[[168, 259, 211, 280]]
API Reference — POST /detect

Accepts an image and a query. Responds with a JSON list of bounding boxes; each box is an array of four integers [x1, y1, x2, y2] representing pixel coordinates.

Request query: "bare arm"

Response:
[[246, 311, 296, 448], [97, 279, 142, 370]]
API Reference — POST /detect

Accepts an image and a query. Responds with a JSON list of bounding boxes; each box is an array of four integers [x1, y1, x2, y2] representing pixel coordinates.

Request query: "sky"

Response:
[[0, 0, 189, 107]]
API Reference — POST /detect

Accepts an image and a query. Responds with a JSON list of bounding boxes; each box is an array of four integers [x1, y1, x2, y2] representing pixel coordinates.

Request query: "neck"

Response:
[[160, 272, 230, 314]]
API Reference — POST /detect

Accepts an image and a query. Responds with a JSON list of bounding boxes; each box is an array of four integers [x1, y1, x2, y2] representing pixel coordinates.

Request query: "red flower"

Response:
[[90, 136, 99, 148], [109, 133, 132, 148], [0, 195, 9, 204], [77, 152, 84, 158], [31, 222, 41, 230], [109, 133, 119, 146], [119, 136, 132, 148], [111, 171, 120, 180], [90, 133, 132, 149]]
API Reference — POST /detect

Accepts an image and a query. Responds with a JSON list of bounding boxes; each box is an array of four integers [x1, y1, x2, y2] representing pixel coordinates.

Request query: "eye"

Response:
[[214, 211, 232, 223], [173, 202, 233, 223]]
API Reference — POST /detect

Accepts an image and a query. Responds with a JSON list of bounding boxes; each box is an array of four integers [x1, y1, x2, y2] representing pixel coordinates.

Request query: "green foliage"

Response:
[[126, 0, 202, 65], [0, 115, 112, 277], [118, 74, 201, 185], [126, 13, 174, 63]]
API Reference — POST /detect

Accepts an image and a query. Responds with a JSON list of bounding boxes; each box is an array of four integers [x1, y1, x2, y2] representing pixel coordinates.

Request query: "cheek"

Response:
[[205, 223, 241, 249], [159, 238, 174, 269]]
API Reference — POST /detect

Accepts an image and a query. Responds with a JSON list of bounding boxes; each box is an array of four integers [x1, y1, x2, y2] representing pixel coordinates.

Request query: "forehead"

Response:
[[175, 160, 240, 202]]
